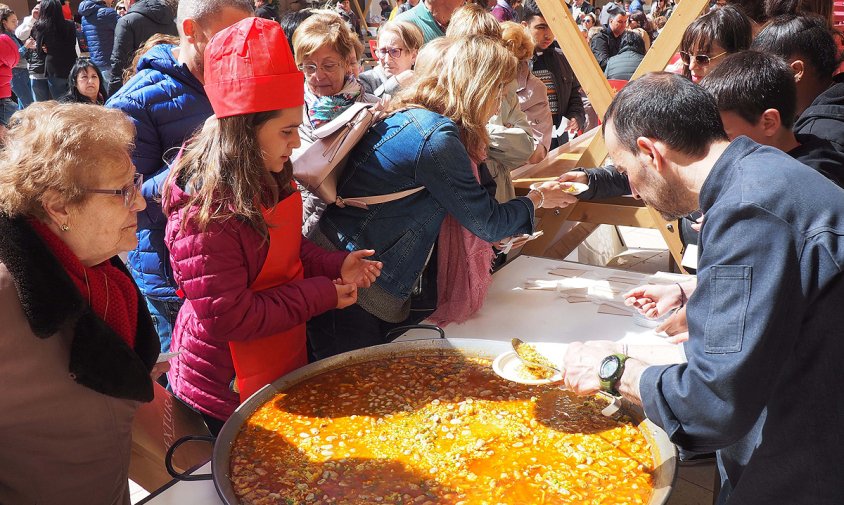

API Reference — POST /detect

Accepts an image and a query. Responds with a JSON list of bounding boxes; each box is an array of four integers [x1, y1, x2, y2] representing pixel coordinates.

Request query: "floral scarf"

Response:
[[304, 77, 363, 129]]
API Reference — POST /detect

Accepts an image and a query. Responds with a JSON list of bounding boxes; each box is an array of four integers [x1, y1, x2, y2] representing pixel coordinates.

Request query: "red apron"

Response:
[[229, 190, 308, 402]]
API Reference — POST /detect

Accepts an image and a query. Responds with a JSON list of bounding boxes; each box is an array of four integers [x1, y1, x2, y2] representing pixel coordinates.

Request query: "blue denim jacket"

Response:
[[319, 108, 535, 300], [640, 137, 844, 504]]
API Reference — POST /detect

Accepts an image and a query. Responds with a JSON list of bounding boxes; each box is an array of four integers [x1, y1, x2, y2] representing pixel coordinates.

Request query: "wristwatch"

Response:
[[598, 354, 628, 396]]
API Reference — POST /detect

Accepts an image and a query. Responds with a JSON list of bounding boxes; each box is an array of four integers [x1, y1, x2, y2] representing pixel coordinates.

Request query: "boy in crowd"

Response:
[[522, 0, 585, 149]]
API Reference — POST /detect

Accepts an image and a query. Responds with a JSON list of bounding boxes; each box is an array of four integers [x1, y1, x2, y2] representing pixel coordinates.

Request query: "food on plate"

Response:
[[512, 339, 558, 380], [230, 353, 655, 505]]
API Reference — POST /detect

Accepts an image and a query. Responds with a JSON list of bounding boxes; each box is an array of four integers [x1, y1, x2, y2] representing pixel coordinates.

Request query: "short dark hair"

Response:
[[604, 72, 728, 157], [280, 8, 316, 56], [700, 50, 797, 129], [752, 14, 839, 78], [522, 0, 543, 23], [728, 0, 767, 24], [619, 29, 646, 54], [604, 2, 627, 20]]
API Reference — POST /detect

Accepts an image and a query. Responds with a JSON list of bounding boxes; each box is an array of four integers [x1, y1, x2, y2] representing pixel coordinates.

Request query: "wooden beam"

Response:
[[517, 0, 707, 269]]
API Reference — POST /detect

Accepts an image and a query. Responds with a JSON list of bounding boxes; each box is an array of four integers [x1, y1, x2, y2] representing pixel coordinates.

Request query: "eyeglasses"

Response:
[[376, 47, 405, 58], [679, 50, 727, 66], [298, 62, 344, 75], [85, 172, 143, 208]]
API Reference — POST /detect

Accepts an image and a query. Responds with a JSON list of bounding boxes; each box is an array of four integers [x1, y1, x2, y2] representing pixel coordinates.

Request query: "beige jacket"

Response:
[[0, 216, 158, 505]]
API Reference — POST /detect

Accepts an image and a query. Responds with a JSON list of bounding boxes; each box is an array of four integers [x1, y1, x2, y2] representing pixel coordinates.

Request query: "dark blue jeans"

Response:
[[46, 76, 68, 99], [145, 297, 183, 354], [11, 68, 32, 108], [0, 98, 16, 127], [30, 77, 50, 102]]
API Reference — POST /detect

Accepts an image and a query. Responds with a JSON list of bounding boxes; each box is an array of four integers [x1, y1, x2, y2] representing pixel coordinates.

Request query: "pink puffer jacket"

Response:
[[164, 183, 347, 421]]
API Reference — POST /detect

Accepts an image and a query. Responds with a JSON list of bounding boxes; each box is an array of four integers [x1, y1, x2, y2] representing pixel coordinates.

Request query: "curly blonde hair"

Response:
[[0, 102, 135, 219], [293, 10, 357, 66], [392, 35, 517, 160], [500, 21, 534, 61]]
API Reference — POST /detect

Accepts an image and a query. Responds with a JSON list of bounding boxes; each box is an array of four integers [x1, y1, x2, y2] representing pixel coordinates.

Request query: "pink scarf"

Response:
[[429, 160, 495, 326]]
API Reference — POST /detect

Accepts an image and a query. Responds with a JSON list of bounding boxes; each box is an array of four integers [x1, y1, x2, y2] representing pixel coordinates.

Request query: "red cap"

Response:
[[204, 17, 304, 118]]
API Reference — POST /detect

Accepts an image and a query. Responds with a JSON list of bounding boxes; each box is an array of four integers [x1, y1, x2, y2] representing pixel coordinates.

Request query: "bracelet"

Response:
[[528, 188, 545, 209], [676, 282, 686, 308]]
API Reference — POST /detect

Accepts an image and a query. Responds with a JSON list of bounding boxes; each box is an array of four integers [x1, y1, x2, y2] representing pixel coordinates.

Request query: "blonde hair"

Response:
[[392, 36, 517, 160], [377, 20, 424, 51], [123, 33, 180, 83], [0, 103, 135, 219], [445, 4, 502, 38], [413, 36, 451, 78], [501, 21, 534, 61], [293, 10, 357, 66], [587, 26, 602, 43], [163, 111, 294, 236]]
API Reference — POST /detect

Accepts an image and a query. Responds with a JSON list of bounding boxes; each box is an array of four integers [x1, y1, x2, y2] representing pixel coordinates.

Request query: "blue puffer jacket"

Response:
[[78, 0, 118, 70], [106, 44, 212, 301]]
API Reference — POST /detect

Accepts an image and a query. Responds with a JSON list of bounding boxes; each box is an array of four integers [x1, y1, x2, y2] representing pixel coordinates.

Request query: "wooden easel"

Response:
[[517, 0, 710, 272]]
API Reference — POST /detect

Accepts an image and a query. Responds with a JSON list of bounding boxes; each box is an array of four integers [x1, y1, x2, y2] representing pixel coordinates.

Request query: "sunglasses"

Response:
[[376, 47, 405, 58], [85, 172, 143, 208], [679, 50, 727, 66]]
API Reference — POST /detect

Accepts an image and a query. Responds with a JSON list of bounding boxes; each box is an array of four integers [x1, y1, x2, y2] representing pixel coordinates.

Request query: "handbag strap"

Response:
[[335, 186, 424, 209]]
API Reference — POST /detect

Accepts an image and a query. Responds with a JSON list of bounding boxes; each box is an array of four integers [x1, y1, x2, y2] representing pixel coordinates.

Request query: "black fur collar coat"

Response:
[[0, 215, 159, 402]]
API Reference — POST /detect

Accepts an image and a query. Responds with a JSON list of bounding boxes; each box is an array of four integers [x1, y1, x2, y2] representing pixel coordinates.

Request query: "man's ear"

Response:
[[635, 136, 662, 172], [181, 18, 198, 44], [789, 59, 804, 83], [759, 108, 782, 137], [41, 189, 71, 230]]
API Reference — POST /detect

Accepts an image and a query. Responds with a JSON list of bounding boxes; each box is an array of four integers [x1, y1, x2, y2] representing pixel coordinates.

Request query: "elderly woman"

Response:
[[306, 36, 573, 360], [0, 103, 158, 505], [359, 21, 423, 97], [293, 11, 377, 236]]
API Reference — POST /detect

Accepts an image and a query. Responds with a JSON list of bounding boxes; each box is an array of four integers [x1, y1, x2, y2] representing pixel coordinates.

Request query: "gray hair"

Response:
[[176, 0, 254, 24]]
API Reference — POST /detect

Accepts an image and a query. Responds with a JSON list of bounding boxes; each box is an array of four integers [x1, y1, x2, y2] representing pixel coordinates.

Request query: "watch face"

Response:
[[599, 356, 620, 379]]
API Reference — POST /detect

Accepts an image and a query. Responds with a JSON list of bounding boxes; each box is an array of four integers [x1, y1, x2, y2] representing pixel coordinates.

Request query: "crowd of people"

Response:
[[0, 0, 843, 503]]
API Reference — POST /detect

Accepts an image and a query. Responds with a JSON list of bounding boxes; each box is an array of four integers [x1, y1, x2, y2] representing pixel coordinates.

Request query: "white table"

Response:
[[140, 256, 685, 504]]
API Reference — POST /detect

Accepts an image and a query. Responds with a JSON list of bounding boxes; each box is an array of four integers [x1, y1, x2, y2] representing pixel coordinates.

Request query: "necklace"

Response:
[[82, 268, 109, 320]]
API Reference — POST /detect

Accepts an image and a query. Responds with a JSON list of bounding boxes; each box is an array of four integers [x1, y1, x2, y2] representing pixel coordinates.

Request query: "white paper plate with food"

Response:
[[492, 341, 567, 385], [530, 181, 589, 195]]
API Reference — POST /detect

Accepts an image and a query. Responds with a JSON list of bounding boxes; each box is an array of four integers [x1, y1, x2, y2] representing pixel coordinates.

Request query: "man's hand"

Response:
[[624, 283, 684, 319], [656, 306, 688, 336], [566, 117, 580, 134], [340, 249, 382, 288], [561, 341, 619, 395]]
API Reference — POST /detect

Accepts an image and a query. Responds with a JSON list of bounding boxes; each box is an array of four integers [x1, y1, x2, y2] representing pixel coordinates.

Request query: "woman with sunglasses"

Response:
[[292, 11, 378, 237], [359, 21, 423, 98], [0, 102, 161, 505], [679, 4, 752, 82]]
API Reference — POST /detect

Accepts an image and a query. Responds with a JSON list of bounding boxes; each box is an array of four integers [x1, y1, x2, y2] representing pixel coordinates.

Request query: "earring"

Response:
[[60, 223, 70, 232]]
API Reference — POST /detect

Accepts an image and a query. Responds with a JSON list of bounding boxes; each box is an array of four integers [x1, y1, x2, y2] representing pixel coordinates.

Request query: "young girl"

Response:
[[162, 17, 381, 434]]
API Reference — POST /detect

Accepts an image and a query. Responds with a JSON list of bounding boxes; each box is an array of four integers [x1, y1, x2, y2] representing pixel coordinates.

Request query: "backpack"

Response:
[[291, 102, 423, 209]]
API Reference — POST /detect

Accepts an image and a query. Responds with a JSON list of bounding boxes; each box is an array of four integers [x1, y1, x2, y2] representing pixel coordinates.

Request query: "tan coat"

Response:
[[0, 216, 158, 505]]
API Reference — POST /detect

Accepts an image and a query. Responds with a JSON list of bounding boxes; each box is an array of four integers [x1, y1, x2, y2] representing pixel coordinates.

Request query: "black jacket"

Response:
[[590, 25, 622, 70], [0, 215, 158, 401], [530, 47, 586, 128], [604, 46, 644, 81], [108, 0, 178, 96], [793, 81, 844, 164], [33, 19, 77, 79]]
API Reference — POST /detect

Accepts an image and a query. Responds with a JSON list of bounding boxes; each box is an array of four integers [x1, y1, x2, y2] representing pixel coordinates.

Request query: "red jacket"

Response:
[[164, 182, 347, 420], [0, 34, 19, 99]]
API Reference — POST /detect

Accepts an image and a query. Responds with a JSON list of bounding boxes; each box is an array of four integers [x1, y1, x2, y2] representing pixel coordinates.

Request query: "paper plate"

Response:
[[492, 350, 564, 385], [531, 181, 590, 195]]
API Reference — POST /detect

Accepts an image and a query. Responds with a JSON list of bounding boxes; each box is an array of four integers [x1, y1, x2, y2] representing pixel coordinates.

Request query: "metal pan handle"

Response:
[[165, 435, 216, 481], [385, 324, 445, 341]]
